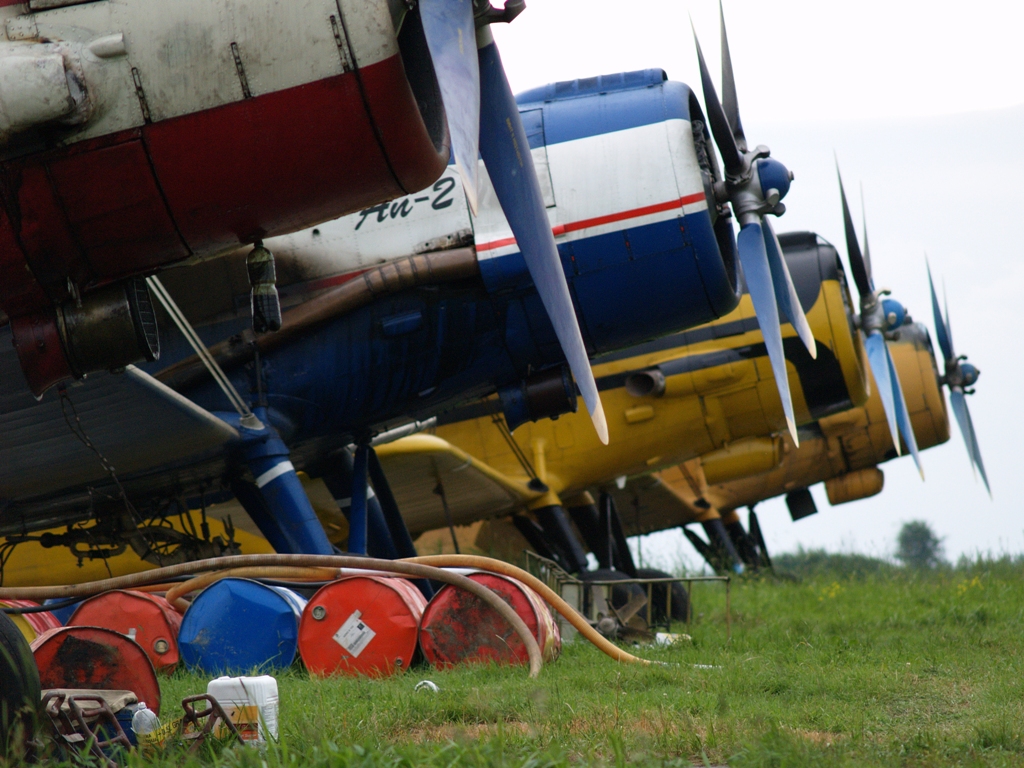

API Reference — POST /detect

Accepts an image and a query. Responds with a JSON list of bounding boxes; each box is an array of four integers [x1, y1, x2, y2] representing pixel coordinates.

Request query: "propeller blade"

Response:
[[691, 21, 743, 177], [951, 388, 978, 484], [419, 0, 481, 215], [477, 37, 608, 444], [950, 388, 991, 496], [718, 0, 746, 150], [887, 341, 924, 479], [860, 184, 874, 285], [738, 221, 798, 444], [763, 216, 816, 358], [864, 331, 900, 456], [836, 164, 872, 298], [943, 282, 956, 359], [926, 258, 953, 362]]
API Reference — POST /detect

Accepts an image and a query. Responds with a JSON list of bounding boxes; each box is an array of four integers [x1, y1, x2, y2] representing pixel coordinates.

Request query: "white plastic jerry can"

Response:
[[206, 675, 280, 745]]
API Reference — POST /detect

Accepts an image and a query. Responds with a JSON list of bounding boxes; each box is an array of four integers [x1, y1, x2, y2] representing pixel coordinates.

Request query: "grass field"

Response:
[[43, 554, 1024, 767]]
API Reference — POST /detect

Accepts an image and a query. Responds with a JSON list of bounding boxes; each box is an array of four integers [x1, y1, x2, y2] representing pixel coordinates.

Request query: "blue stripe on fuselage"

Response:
[[444, 71, 694, 164]]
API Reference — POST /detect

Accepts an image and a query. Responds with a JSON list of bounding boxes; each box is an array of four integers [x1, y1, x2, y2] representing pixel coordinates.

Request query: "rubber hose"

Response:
[[165, 566, 338, 604], [0, 554, 543, 678], [404, 555, 652, 666]]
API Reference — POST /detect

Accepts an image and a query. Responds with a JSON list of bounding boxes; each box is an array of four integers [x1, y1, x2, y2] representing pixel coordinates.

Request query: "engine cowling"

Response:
[[483, 70, 741, 369]]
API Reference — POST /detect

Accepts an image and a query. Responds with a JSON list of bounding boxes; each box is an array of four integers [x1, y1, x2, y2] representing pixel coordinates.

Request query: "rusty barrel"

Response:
[[68, 590, 183, 673], [418, 571, 561, 668], [31, 626, 161, 712], [178, 578, 306, 674], [298, 575, 426, 677], [0, 600, 61, 643]]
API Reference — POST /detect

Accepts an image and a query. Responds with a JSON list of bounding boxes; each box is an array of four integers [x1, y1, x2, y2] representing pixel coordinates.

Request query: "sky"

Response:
[[493, 1, 1024, 564]]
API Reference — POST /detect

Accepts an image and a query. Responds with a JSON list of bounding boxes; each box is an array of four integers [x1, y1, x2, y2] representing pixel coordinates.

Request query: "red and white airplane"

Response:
[[0, 0, 605, 432]]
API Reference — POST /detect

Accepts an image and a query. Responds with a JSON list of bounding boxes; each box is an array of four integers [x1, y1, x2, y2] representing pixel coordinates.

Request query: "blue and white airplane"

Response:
[[0, 10, 812, 571]]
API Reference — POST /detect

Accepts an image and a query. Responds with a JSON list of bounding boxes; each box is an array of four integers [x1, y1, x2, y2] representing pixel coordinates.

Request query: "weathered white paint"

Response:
[[0, 0, 398, 144], [0, 48, 74, 137]]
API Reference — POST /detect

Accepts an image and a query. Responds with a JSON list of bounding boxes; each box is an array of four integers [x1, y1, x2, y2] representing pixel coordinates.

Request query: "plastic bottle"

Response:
[[131, 702, 161, 736], [206, 675, 279, 745]]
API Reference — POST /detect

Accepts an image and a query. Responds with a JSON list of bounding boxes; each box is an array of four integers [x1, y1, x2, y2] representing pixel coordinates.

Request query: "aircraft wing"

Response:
[[602, 472, 704, 537], [0, 350, 238, 502], [374, 435, 542, 536]]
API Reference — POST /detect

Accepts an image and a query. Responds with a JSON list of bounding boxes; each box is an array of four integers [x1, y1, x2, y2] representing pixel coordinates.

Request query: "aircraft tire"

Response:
[[0, 610, 40, 756], [635, 568, 691, 623]]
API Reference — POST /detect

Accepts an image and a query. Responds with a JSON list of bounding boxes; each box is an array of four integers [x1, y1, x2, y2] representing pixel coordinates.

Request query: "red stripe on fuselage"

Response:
[[0, 53, 448, 319], [476, 192, 706, 253]]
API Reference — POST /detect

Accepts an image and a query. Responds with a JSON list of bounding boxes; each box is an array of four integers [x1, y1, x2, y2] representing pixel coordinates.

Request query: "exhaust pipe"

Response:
[[12, 278, 159, 396]]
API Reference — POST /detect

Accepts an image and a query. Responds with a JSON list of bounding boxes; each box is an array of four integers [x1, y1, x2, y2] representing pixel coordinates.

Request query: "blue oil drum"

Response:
[[178, 578, 307, 673], [43, 598, 81, 625]]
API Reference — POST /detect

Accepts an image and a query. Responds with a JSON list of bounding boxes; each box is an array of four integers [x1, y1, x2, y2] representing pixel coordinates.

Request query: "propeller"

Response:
[[836, 167, 923, 479], [927, 260, 989, 495], [419, 0, 608, 444], [692, 3, 816, 447]]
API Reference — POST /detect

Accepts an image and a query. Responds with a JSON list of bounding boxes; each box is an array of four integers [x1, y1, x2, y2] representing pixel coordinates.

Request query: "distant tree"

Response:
[[772, 548, 893, 580], [896, 521, 945, 568]]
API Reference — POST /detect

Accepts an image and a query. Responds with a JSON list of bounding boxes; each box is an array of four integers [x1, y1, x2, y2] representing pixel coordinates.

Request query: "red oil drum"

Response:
[[419, 572, 561, 668], [298, 576, 427, 677], [68, 590, 183, 673], [31, 626, 161, 712], [0, 600, 61, 643]]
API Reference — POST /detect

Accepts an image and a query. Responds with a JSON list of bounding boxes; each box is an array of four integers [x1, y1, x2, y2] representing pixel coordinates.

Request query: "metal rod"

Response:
[[726, 576, 732, 642], [434, 480, 461, 555], [146, 276, 260, 426], [647, 581, 653, 626], [667, 579, 672, 630]]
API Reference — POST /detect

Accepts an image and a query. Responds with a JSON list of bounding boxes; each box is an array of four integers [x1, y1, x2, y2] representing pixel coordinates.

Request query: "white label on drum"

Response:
[[333, 610, 376, 657]]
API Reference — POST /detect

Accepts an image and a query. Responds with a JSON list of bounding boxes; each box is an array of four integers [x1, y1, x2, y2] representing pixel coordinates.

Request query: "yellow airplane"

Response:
[[387, 305, 949, 578], [615, 319, 949, 571], [371, 230, 872, 570]]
